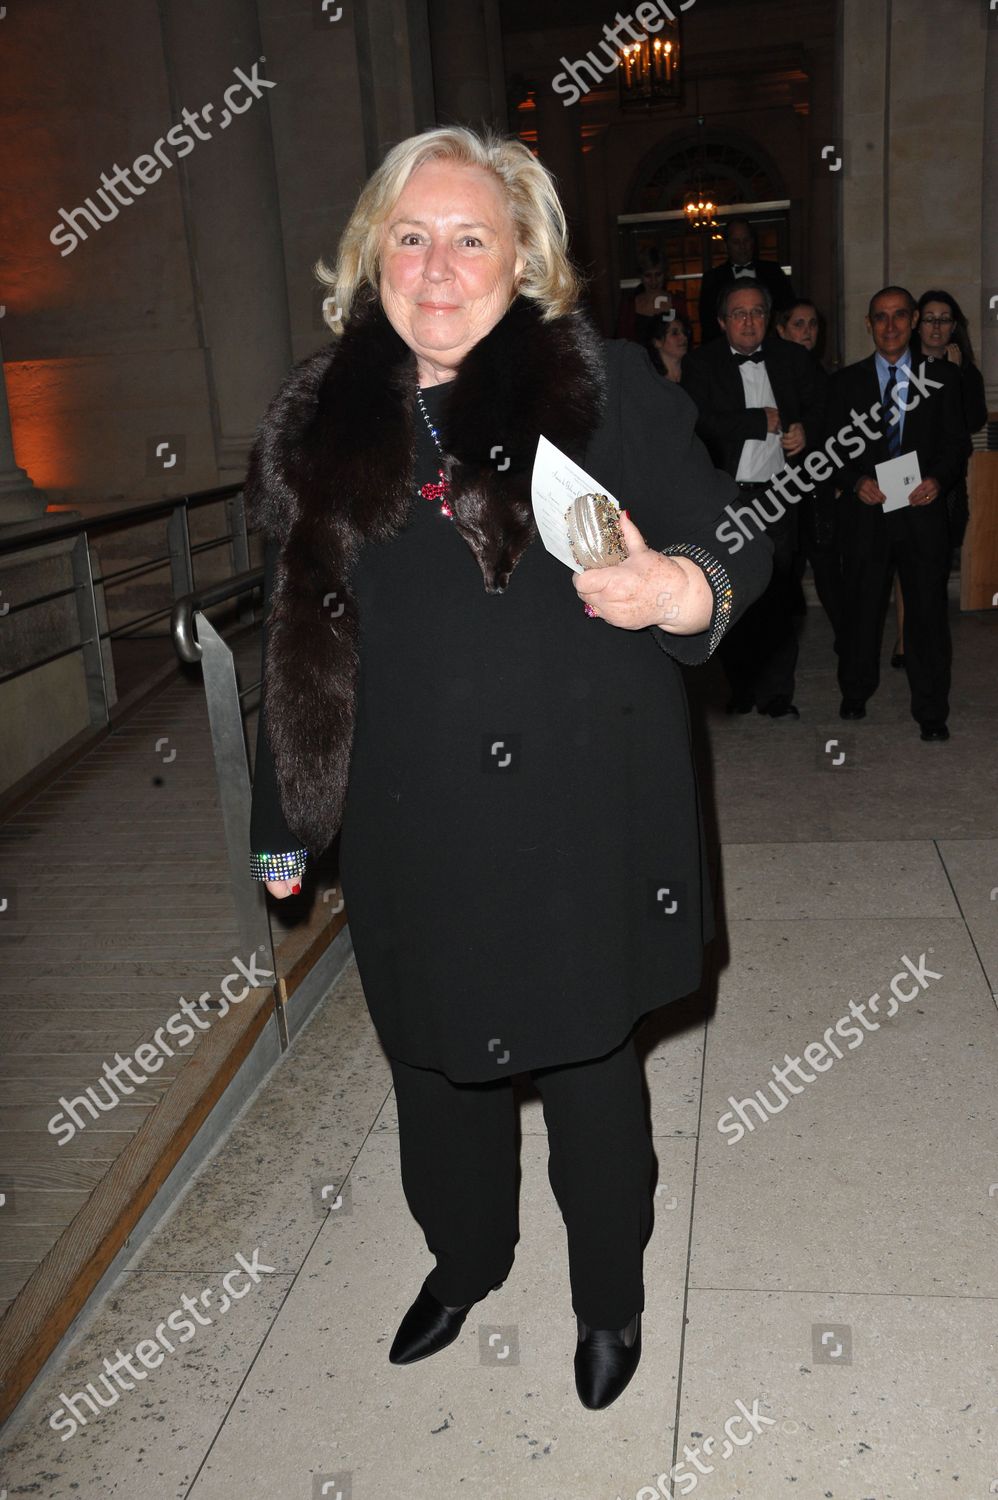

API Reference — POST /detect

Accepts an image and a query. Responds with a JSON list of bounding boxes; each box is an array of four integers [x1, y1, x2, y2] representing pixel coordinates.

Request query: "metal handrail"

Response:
[[169, 571, 283, 1048], [171, 568, 263, 663], [0, 484, 243, 556], [0, 484, 256, 732]]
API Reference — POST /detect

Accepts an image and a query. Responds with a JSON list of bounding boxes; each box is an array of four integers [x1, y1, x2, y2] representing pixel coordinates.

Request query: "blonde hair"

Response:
[[315, 125, 582, 333]]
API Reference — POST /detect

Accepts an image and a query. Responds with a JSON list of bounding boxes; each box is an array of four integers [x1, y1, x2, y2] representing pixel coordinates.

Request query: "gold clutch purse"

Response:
[[564, 492, 629, 570]]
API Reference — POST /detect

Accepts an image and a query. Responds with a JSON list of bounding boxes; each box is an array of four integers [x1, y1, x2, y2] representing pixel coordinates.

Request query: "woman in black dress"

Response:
[[913, 289, 987, 546], [648, 310, 692, 382], [614, 247, 689, 345], [891, 289, 988, 665], [246, 126, 771, 1409]]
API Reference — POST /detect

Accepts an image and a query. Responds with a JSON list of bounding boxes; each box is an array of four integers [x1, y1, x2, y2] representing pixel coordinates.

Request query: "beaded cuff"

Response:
[[660, 543, 733, 660], [250, 848, 308, 883]]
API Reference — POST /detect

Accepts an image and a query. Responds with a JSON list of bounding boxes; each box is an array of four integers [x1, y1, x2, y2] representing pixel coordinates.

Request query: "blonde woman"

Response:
[[246, 126, 770, 1408]]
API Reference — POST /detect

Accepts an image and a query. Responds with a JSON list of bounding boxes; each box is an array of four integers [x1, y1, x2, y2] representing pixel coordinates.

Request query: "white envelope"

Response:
[[531, 435, 619, 573], [876, 452, 921, 512]]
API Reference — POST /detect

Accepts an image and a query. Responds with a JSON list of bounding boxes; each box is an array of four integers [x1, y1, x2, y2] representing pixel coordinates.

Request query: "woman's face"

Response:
[[780, 304, 819, 351], [663, 320, 688, 357], [641, 266, 665, 295], [379, 160, 525, 383], [654, 321, 687, 360], [919, 299, 956, 354]]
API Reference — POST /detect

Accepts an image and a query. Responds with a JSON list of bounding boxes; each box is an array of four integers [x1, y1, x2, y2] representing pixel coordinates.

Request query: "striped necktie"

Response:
[[883, 366, 902, 458]]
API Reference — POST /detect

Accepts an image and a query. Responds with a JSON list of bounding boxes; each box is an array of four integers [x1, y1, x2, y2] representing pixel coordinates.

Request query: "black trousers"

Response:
[[390, 1035, 655, 1329], [720, 498, 800, 705], [838, 497, 951, 723], [798, 486, 844, 647]]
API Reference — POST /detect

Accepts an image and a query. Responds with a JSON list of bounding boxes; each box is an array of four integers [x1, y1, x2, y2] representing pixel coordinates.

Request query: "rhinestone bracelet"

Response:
[[660, 542, 733, 659], [249, 848, 308, 883]]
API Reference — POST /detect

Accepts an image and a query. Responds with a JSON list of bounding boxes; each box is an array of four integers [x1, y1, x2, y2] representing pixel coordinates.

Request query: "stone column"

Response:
[[839, 0, 887, 364], [982, 13, 998, 411], [426, 0, 508, 130], [158, 0, 293, 481], [352, 0, 437, 169], [534, 71, 587, 270], [841, 0, 988, 370], [0, 330, 46, 525], [887, 1, 986, 351]]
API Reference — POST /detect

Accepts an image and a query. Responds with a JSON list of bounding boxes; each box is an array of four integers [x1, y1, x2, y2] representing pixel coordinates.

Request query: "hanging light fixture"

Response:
[[684, 111, 718, 232], [618, 16, 681, 107], [684, 194, 716, 231]]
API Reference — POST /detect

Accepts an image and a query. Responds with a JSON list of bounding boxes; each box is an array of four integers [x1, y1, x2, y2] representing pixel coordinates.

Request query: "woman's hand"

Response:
[[572, 512, 713, 634], [265, 878, 301, 899]]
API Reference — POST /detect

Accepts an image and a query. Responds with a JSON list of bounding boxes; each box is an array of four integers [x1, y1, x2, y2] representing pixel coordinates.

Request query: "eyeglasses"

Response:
[[920, 315, 954, 327], [726, 307, 766, 322]]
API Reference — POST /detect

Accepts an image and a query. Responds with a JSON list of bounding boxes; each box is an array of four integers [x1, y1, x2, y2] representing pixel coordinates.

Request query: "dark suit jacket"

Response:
[[824, 352, 971, 497], [681, 335, 826, 480], [697, 261, 796, 342]]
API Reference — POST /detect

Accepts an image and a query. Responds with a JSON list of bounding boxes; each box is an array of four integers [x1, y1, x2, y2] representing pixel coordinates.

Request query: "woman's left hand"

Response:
[[573, 512, 714, 634]]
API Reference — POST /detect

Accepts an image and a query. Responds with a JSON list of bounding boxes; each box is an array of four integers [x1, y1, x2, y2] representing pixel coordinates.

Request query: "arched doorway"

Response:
[[617, 132, 792, 344]]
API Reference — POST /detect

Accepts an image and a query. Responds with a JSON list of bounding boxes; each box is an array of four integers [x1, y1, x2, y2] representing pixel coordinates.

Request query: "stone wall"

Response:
[[840, 0, 992, 382], [0, 0, 436, 513]]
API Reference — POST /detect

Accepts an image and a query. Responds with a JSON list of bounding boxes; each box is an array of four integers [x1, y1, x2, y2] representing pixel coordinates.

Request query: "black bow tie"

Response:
[[734, 351, 766, 365]]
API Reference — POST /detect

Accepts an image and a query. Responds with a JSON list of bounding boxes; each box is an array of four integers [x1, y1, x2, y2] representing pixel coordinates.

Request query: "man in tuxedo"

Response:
[[697, 218, 795, 344], [682, 279, 825, 718], [827, 286, 971, 741]]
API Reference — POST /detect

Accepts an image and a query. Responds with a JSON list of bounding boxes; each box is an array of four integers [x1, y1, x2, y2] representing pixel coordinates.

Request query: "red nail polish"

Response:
[[291, 882, 302, 894]]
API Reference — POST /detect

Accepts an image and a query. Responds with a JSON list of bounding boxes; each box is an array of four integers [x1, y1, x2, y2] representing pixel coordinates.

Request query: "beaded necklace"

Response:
[[416, 387, 453, 519]]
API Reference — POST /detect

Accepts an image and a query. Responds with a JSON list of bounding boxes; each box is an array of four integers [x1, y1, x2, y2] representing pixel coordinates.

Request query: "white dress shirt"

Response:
[[731, 346, 784, 483]]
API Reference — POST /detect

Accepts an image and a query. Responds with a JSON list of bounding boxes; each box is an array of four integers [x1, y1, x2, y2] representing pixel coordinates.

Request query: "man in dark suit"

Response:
[[697, 218, 795, 344], [827, 285, 971, 741], [682, 279, 825, 718]]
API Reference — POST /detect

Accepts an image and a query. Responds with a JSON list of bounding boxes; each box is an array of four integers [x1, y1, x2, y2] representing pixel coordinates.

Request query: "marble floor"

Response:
[[1, 605, 996, 1500]]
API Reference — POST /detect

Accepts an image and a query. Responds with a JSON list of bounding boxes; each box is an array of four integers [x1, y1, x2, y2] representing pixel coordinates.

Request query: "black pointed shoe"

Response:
[[390, 1280, 501, 1365], [574, 1313, 642, 1409]]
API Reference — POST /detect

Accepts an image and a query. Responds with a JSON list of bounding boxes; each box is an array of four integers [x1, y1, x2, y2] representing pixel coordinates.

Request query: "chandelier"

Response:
[[683, 111, 718, 231], [618, 20, 681, 107], [684, 196, 716, 230]]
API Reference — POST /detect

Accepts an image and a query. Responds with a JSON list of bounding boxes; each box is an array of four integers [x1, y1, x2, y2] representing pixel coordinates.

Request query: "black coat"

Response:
[[824, 352, 971, 497], [910, 347, 989, 436], [680, 335, 826, 480], [246, 295, 772, 1078], [957, 360, 988, 435], [697, 260, 796, 342]]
